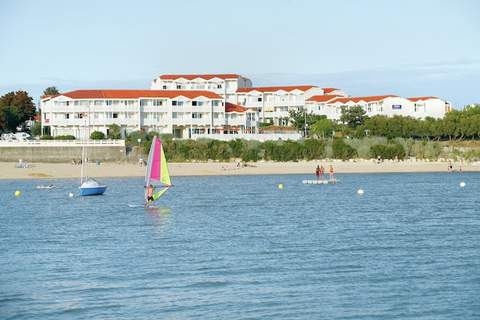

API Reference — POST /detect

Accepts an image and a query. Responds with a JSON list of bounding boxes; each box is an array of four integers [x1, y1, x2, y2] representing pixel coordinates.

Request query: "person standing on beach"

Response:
[[315, 165, 320, 180], [320, 165, 325, 179]]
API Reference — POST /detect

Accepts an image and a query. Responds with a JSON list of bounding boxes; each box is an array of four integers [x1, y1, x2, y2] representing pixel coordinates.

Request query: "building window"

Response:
[[153, 99, 163, 106], [217, 84, 222, 89], [172, 101, 177, 106], [172, 112, 178, 119], [192, 112, 202, 119], [192, 101, 198, 106], [65, 114, 70, 119], [162, 85, 167, 89], [176, 85, 182, 89], [113, 113, 118, 119], [257, 97, 262, 102], [212, 100, 220, 107]]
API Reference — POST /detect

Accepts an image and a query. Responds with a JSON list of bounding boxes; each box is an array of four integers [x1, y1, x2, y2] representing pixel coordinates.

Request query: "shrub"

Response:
[[332, 138, 357, 160], [90, 131, 105, 140], [303, 139, 326, 160], [370, 143, 406, 160], [40, 135, 53, 140], [54, 135, 76, 140], [107, 124, 121, 139]]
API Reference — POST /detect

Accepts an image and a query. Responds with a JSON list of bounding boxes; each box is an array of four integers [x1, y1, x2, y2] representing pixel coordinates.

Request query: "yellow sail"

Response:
[[160, 144, 171, 186]]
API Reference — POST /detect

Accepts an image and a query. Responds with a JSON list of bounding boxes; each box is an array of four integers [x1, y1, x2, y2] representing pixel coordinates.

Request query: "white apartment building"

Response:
[[150, 74, 252, 103], [407, 97, 452, 118], [234, 85, 324, 125], [306, 95, 450, 120], [40, 90, 258, 139]]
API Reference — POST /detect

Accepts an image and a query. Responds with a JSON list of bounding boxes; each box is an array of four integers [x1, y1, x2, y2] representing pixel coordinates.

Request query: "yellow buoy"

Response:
[[278, 183, 284, 190], [15, 190, 21, 197]]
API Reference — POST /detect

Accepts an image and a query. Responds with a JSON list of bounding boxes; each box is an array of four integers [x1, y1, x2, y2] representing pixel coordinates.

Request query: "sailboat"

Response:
[[79, 113, 107, 196], [144, 136, 172, 205]]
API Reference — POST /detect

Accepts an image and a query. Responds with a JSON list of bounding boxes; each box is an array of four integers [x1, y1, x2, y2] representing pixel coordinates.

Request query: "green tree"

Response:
[[311, 117, 334, 138], [0, 91, 36, 132], [0, 106, 20, 132], [90, 131, 105, 139], [31, 121, 42, 136], [340, 105, 368, 128], [107, 124, 122, 139], [288, 110, 325, 136], [43, 86, 60, 96]]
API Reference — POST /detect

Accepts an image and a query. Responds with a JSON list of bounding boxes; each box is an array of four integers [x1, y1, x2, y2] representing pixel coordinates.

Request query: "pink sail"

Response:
[[150, 138, 161, 181]]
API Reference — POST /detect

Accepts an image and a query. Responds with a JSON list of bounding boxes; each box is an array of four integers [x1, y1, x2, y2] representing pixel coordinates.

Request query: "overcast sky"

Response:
[[1, 0, 479, 107]]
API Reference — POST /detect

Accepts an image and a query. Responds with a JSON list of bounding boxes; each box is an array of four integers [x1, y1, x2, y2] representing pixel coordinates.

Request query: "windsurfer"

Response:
[[145, 184, 155, 206]]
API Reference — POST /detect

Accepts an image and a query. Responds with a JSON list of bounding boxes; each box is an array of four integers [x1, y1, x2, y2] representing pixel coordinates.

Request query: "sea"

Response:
[[1, 173, 479, 319]]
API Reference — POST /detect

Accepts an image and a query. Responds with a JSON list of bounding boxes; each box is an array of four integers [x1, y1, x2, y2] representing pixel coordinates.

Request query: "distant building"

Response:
[[306, 95, 450, 120], [40, 89, 258, 139], [150, 74, 252, 103], [234, 85, 324, 125], [41, 73, 453, 140]]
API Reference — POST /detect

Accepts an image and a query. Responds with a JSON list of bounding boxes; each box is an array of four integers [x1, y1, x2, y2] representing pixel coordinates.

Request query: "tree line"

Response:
[[289, 105, 480, 141]]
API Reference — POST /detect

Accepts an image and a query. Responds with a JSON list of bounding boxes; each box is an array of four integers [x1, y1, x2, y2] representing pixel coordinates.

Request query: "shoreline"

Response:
[[1, 160, 479, 180]]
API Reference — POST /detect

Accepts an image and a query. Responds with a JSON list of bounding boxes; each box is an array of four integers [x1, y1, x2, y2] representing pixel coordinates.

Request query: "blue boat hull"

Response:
[[79, 186, 107, 196]]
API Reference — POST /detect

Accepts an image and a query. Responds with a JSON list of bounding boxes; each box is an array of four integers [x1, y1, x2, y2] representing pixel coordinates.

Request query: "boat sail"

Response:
[[145, 136, 171, 203]]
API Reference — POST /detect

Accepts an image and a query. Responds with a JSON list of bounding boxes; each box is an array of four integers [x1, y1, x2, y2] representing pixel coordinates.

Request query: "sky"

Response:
[[0, 0, 479, 107]]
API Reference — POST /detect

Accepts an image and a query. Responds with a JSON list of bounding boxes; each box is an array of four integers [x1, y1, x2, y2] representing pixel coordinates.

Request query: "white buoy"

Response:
[[278, 183, 284, 190], [14, 190, 21, 197], [460, 182, 466, 188], [69, 192, 74, 197], [357, 189, 364, 195]]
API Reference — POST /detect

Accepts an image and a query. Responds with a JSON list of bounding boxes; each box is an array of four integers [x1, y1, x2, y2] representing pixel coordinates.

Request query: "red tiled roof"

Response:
[[329, 95, 397, 104], [306, 95, 340, 103], [159, 74, 241, 80], [236, 85, 317, 93], [225, 102, 247, 113], [58, 90, 222, 100], [407, 96, 438, 102], [322, 88, 339, 94]]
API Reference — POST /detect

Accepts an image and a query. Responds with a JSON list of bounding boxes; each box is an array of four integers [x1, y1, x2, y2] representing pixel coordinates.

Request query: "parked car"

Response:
[[1, 133, 16, 141], [14, 132, 31, 141]]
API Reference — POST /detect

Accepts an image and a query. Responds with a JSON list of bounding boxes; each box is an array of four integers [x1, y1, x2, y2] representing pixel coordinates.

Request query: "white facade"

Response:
[[40, 90, 257, 139], [234, 85, 324, 125], [151, 74, 252, 103], [306, 95, 450, 120]]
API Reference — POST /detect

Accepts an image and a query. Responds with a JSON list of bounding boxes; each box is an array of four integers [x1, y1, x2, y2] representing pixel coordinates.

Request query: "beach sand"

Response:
[[1, 160, 478, 180]]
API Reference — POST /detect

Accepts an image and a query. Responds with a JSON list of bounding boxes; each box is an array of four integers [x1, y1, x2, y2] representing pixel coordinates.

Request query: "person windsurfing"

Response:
[[145, 184, 155, 207]]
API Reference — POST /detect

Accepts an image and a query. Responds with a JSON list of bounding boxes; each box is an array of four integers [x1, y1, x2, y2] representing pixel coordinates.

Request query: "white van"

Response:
[[14, 132, 31, 141]]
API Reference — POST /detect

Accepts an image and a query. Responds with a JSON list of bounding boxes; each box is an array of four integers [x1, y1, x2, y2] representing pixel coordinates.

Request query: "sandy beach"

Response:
[[1, 160, 478, 180]]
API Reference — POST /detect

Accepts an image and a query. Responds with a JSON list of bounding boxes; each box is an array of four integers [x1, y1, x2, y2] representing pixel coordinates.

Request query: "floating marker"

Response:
[[278, 183, 284, 190], [14, 190, 21, 197], [69, 192, 74, 197], [357, 189, 364, 195], [460, 182, 466, 188]]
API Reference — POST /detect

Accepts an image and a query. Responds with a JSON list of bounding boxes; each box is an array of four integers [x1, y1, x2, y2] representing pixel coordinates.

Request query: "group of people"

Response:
[[315, 164, 335, 181]]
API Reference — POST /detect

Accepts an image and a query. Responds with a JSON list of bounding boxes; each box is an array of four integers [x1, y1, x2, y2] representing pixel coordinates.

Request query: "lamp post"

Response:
[[304, 109, 307, 138]]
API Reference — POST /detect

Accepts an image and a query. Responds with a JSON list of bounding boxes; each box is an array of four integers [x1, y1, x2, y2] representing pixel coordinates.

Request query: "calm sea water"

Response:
[[1, 173, 479, 319]]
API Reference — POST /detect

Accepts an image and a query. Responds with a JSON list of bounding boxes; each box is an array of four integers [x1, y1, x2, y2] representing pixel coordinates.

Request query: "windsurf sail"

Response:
[[145, 136, 172, 203]]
